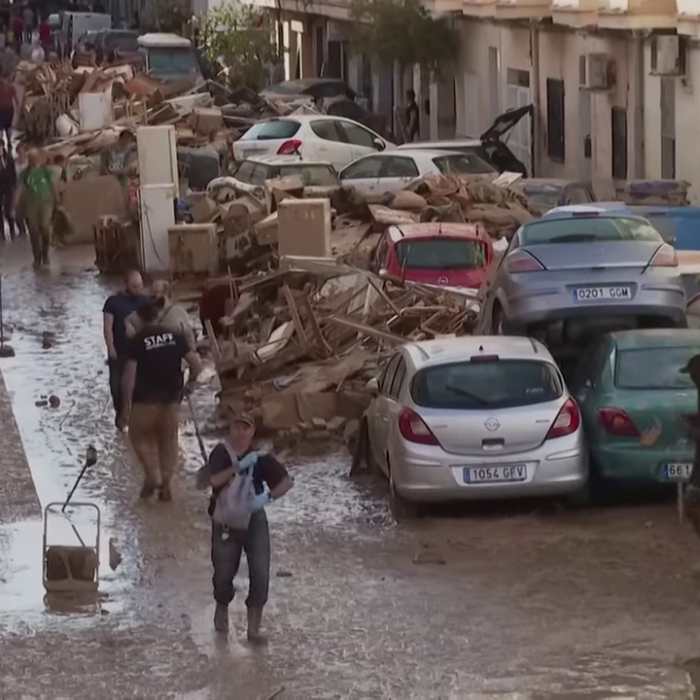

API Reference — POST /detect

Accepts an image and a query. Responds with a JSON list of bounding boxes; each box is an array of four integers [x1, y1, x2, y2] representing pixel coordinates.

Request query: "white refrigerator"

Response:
[[139, 185, 174, 273], [137, 125, 179, 197]]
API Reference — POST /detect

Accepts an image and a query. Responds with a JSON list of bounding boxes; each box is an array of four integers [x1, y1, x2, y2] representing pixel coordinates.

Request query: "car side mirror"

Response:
[[366, 377, 379, 396], [373, 138, 385, 152]]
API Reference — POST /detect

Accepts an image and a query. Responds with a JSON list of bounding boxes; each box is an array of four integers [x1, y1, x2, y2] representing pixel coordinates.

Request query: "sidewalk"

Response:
[[0, 368, 39, 522]]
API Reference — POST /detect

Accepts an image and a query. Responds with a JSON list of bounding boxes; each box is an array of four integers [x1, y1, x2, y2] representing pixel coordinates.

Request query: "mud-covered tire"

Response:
[[388, 457, 420, 519]]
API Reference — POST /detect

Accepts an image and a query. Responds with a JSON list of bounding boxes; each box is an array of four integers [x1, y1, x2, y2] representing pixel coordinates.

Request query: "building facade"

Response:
[[245, 0, 700, 200]]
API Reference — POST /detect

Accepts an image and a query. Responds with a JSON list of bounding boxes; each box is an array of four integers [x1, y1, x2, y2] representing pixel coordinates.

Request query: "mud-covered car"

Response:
[[515, 179, 596, 215], [477, 211, 687, 337]]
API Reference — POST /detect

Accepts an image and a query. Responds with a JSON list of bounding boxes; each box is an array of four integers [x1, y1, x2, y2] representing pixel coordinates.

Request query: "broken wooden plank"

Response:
[[325, 316, 407, 345], [297, 292, 334, 358], [283, 285, 309, 350], [204, 319, 221, 365]]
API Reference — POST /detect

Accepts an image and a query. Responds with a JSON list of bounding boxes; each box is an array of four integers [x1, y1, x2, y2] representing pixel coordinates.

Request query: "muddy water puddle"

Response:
[[2, 246, 700, 698]]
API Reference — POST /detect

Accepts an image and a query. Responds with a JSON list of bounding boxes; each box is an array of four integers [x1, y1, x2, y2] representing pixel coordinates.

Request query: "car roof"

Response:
[[403, 335, 553, 369], [607, 329, 700, 349], [385, 148, 472, 159], [387, 223, 485, 243], [397, 139, 482, 149], [255, 115, 373, 129], [521, 179, 588, 189], [534, 209, 651, 222], [243, 155, 333, 167]]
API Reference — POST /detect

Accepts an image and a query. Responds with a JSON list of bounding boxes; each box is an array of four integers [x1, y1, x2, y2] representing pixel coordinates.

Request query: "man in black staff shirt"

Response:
[[103, 270, 148, 429], [122, 297, 202, 502], [209, 413, 293, 642]]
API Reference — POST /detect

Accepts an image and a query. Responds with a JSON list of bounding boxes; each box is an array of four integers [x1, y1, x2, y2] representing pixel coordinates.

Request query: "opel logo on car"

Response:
[[485, 417, 500, 431], [438, 276, 448, 285]]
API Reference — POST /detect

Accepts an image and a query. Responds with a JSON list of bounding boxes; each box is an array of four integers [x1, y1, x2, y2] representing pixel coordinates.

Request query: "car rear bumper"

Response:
[[592, 445, 693, 482], [505, 287, 686, 329], [392, 435, 588, 502]]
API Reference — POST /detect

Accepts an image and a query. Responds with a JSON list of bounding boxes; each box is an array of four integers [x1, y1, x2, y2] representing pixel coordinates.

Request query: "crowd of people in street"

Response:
[[102, 273, 293, 642]]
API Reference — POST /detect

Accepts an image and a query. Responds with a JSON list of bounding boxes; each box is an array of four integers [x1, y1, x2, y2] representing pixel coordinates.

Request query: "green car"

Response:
[[571, 329, 700, 483]]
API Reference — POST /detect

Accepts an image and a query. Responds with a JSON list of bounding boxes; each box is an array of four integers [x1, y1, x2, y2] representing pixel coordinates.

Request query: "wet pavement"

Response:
[[2, 240, 700, 698]]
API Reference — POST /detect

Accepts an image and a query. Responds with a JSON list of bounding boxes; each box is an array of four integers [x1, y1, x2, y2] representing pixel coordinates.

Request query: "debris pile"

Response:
[[205, 260, 477, 436]]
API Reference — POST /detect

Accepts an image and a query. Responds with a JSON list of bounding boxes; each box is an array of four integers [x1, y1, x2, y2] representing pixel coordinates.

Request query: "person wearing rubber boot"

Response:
[[121, 297, 202, 502], [208, 413, 293, 642]]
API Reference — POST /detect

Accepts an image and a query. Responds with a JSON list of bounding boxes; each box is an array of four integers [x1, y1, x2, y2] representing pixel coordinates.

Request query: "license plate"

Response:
[[571, 286, 631, 302], [463, 465, 527, 484], [662, 462, 693, 481]]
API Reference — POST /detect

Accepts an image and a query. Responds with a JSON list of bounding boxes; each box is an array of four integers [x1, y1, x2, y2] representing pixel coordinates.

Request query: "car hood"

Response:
[[480, 104, 533, 141], [524, 241, 663, 271]]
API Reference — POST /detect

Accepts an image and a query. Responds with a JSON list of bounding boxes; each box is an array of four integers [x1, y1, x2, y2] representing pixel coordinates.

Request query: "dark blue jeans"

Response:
[[211, 509, 270, 609]]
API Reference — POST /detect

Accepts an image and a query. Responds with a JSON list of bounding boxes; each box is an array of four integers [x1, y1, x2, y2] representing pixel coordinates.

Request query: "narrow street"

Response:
[[2, 242, 700, 699]]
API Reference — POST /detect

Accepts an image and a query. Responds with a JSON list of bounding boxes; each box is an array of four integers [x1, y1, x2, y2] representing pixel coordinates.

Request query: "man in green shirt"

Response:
[[21, 148, 56, 267]]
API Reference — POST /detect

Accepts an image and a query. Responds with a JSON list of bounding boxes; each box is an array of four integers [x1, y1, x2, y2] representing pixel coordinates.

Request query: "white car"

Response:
[[338, 148, 496, 193], [209, 155, 341, 199], [233, 115, 394, 171]]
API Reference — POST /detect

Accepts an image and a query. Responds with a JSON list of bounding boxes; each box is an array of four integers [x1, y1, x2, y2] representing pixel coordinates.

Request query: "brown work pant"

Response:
[[129, 402, 180, 488]]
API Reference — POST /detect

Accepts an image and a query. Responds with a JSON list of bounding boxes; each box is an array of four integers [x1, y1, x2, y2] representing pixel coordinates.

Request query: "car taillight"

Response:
[[649, 243, 678, 267], [398, 407, 439, 445], [546, 398, 580, 439], [597, 407, 640, 437], [277, 139, 302, 155], [505, 250, 545, 273]]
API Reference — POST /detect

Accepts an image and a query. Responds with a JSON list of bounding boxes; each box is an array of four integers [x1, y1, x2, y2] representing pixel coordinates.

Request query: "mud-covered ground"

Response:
[[2, 241, 700, 699]]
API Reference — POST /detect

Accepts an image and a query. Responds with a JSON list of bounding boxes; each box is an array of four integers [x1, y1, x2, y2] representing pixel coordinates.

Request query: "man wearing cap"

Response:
[[208, 412, 293, 642]]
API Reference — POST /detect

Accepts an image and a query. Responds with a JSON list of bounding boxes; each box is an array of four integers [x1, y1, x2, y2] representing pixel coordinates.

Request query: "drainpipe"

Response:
[[632, 30, 645, 179], [530, 20, 541, 177]]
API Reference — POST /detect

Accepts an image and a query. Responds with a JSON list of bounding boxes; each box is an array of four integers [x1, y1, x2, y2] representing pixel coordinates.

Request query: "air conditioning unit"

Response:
[[650, 35, 686, 76], [580, 53, 613, 90]]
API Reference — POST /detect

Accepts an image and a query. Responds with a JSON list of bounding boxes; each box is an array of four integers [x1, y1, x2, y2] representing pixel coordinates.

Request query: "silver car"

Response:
[[477, 212, 687, 335], [365, 335, 588, 516]]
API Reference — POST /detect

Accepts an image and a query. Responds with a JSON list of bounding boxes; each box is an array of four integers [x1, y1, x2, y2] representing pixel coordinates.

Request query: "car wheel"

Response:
[[388, 456, 420, 520]]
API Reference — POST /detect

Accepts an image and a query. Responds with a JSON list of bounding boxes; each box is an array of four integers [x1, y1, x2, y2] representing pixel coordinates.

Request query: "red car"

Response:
[[369, 222, 493, 289]]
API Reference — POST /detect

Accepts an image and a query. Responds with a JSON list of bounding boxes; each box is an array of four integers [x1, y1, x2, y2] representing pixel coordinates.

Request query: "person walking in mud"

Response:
[[121, 296, 202, 502], [19, 148, 55, 266], [208, 413, 293, 642], [0, 140, 16, 240], [103, 270, 148, 429], [125, 278, 196, 351]]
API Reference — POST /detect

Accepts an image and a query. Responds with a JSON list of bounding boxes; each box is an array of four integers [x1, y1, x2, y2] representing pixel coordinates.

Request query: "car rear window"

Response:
[[520, 216, 662, 245], [278, 164, 339, 186], [433, 154, 495, 175], [522, 185, 562, 209], [397, 238, 487, 270], [240, 120, 300, 142], [412, 360, 563, 410], [104, 32, 138, 50], [615, 347, 700, 389]]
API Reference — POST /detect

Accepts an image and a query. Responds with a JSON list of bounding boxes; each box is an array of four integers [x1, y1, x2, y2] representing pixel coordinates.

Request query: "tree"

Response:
[[200, 6, 279, 90], [350, 0, 458, 74]]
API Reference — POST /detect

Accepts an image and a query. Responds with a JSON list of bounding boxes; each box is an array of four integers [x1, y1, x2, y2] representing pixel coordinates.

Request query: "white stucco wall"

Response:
[[455, 19, 635, 186], [644, 42, 662, 179], [673, 47, 700, 202]]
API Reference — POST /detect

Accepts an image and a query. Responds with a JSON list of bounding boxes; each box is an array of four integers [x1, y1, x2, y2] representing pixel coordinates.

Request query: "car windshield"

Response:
[[396, 238, 487, 271], [615, 347, 700, 389], [278, 164, 339, 186], [434, 154, 495, 175], [147, 47, 200, 76], [412, 360, 563, 410], [241, 120, 300, 141], [105, 32, 138, 50], [522, 186, 562, 209], [520, 216, 662, 245]]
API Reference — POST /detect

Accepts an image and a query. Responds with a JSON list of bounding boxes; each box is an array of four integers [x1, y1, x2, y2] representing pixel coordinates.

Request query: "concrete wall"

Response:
[[454, 19, 636, 187]]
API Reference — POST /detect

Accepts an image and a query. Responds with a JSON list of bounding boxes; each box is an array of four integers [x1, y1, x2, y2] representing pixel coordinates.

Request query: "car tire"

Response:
[[493, 304, 509, 335], [388, 456, 420, 520]]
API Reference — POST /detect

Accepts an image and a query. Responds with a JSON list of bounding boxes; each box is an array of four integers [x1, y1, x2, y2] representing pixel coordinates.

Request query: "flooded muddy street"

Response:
[[3, 242, 700, 699]]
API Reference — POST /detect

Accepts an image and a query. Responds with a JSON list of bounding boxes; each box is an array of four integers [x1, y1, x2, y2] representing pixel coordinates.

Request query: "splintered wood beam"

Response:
[[326, 316, 407, 345], [282, 285, 309, 349]]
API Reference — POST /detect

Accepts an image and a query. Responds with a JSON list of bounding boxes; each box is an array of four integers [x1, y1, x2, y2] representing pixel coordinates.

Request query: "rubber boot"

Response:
[[158, 482, 172, 503], [247, 607, 267, 645], [214, 603, 229, 633]]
